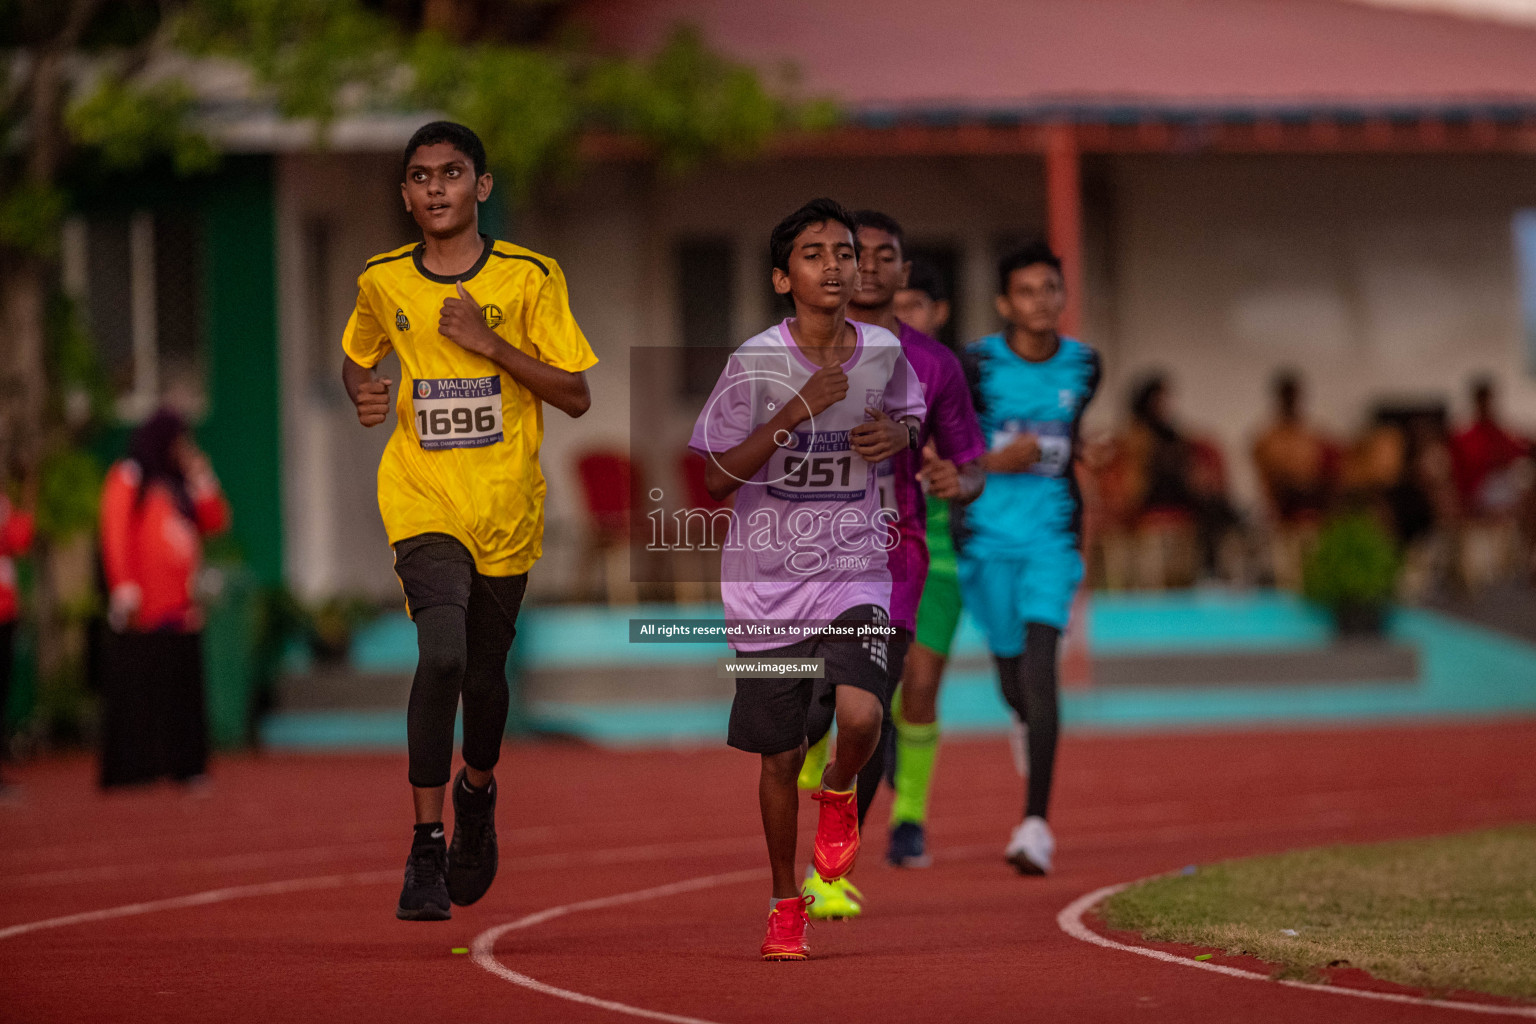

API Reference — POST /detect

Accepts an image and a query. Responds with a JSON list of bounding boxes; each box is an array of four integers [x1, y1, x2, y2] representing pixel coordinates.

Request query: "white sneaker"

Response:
[[1005, 816, 1054, 875], [1007, 716, 1029, 777]]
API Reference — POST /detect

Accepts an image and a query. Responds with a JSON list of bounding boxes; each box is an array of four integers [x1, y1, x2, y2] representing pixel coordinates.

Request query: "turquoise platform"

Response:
[[260, 590, 1536, 749]]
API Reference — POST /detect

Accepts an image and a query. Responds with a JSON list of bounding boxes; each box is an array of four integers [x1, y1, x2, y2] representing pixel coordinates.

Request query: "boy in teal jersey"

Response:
[[954, 242, 1100, 876]]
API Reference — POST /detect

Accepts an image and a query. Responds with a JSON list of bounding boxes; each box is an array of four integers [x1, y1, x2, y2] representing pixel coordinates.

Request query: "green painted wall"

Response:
[[196, 157, 283, 587], [78, 156, 283, 587]]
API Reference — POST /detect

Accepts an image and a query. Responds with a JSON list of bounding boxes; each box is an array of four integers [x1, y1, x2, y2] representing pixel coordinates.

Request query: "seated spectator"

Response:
[[1117, 373, 1242, 584], [1450, 376, 1532, 521], [1449, 376, 1533, 589], [1251, 371, 1339, 589], [1341, 409, 1456, 598], [1252, 370, 1338, 525]]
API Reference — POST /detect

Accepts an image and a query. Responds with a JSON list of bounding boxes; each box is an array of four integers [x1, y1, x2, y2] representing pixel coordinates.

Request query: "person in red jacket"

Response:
[[1450, 376, 1532, 520], [0, 480, 36, 791], [98, 410, 230, 788]]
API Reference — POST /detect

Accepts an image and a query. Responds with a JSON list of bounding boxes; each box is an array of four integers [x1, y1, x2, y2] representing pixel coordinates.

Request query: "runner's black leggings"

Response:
[[407, 595, 517, 789], [997, 622, 1061, 820]]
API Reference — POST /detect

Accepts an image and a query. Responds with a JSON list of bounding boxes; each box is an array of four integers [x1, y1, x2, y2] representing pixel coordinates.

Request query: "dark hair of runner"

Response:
[[403, 121, 487, 178], [903, 259, 947, 304], [852, 209, 904, 251], [769, 198, 858, 273], [997, 240, 1063, 295]]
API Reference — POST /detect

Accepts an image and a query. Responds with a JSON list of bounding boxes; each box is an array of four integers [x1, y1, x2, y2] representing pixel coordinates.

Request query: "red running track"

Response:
[[4, 718, 1536, 1024]]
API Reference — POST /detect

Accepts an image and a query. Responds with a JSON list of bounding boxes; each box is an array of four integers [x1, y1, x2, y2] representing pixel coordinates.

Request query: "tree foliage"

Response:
[[3, 0, 837, 240], [173, 0, 836, 200]]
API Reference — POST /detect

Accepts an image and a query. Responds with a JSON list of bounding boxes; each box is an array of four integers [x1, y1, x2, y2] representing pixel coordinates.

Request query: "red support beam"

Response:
[[1044, 123, 1084, 336], [580, 114, 1536, 163]]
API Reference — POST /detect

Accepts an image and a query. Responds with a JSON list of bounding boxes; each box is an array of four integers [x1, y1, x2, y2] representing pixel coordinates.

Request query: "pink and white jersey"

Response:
[[690, 320, 926, 651]]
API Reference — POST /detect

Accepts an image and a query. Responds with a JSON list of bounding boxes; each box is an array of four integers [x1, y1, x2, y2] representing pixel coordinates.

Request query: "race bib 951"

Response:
[[767, 429, 868, 502], [412, 377, 504, 451]]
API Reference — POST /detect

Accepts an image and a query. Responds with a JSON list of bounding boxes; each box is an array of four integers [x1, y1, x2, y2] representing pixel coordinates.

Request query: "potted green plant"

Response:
[[306, 594, 381, 666], [1301, 513, 1401, 635]]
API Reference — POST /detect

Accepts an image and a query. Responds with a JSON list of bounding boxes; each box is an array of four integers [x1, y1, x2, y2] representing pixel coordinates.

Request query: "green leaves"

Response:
[[585, 26, 789, 171], [66, 78, 217, 175], [0, 181, 68, 256], [35, 447, 103, 541], [173, 4, 837, 203], [410, 34, 582, 202], [1302, 512, 1402, 609], [176, 0, 401, 122]]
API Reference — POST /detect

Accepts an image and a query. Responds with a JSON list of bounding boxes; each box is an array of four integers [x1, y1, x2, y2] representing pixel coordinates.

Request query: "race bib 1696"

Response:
[[412, 376, 504, 451]]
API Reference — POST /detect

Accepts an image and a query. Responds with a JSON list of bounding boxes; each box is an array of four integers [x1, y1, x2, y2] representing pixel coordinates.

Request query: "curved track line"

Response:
[[0, 837, 761, 944], [471, 868, 765, 1024], [1058, 882, 1536, 1019], [0, 870, 397, 942]]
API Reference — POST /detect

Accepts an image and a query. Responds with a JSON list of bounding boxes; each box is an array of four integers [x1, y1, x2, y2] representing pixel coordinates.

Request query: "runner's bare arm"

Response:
[[343, 356, 393, 427], [703, 365, 846, 501], [850, 408, 920, 463], [439, 282, 591, 418], [983, 434, 1042, 473], [920, 447, 986, 502]]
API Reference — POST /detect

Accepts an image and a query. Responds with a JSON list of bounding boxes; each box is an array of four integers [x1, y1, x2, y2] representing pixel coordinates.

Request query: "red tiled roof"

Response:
[[572, 0, 1536, 115]]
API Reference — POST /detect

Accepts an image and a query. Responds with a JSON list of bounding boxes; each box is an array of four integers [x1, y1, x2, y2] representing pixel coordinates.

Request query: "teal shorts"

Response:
[[957, 541, 1083, 657]]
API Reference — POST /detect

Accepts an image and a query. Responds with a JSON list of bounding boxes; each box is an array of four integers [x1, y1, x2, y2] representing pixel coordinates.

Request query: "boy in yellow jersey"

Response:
[[342, 122, 597, 921]]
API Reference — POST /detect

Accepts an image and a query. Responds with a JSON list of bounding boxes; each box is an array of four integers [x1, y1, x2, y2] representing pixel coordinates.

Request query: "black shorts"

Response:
[[727, 605, 893, 755], [393, 533, 528, 627]]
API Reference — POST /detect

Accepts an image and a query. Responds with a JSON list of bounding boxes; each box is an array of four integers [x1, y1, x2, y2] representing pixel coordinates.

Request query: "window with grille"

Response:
[[63, 210, 206, 421], [676, 237, 736, 399]]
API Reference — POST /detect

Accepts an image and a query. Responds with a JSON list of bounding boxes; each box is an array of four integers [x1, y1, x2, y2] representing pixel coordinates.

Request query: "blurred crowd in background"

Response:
[[1082, 369, 1534, 598]]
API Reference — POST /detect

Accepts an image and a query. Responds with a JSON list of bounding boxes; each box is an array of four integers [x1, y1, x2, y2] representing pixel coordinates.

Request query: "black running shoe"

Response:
[[886, 820, 932, 868], [447, 768, 498, 907], [396, 832, 451, 921]]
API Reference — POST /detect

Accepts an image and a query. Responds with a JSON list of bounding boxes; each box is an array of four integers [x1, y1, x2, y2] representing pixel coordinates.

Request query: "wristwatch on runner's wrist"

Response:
[[906, 421, 920, 451]]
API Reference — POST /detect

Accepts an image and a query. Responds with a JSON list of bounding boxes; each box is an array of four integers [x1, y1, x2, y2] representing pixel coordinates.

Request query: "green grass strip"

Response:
[[1101, 825, 1536, 1000]]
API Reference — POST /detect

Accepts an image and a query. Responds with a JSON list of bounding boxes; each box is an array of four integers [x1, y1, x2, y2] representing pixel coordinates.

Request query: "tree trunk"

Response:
[[1, 257, 48, 469]]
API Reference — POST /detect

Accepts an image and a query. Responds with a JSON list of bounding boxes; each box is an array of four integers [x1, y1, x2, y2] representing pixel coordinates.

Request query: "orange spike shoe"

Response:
[[761, 894, 814, 960], [812, 787, 860, 881]]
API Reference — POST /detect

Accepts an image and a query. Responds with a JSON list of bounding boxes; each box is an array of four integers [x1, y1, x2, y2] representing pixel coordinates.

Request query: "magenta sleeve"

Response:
[[882, 349, 927, 424], [931, 348, 987, 465]]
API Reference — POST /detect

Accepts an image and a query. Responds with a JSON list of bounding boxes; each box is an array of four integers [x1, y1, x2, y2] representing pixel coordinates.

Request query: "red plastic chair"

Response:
[[680, 451, 730, 512], [576, 451, 640, 541], [574, 450, 642, 603]]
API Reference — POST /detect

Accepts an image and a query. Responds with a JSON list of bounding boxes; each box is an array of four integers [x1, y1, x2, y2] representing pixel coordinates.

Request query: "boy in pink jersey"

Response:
[[690, 198, 925, 960], [799, 212, 986, 917]]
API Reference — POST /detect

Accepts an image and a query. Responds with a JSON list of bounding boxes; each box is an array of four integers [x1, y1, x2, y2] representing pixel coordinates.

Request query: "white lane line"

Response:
[[0, 871, 398, 941], [471, 869, 764, 1024], [0, 839, 762, 942], [1057, 882, 1536, 1019]]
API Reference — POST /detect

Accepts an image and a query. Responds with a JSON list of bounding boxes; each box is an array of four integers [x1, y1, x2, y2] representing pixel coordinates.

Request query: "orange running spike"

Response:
[[812, 787, 860, 881], [761, 895, 814, 960]]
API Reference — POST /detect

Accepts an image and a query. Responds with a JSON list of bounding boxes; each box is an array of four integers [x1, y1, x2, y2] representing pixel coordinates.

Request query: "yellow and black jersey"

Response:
[[342, 235, 598, 577]]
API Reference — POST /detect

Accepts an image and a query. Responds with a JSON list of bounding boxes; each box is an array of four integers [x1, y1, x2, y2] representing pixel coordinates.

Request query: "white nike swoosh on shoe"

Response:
[[431, 829, 444, 839]]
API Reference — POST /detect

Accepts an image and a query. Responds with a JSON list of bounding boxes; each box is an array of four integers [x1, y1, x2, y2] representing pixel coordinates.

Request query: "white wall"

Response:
[[1101, 153, 1536, 504], [276, 148, 1536, 597], [277, 151, 408, 600]]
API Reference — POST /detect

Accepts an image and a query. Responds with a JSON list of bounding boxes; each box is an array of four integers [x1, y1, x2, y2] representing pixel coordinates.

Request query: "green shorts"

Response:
[[915, 496, 963, 657]]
